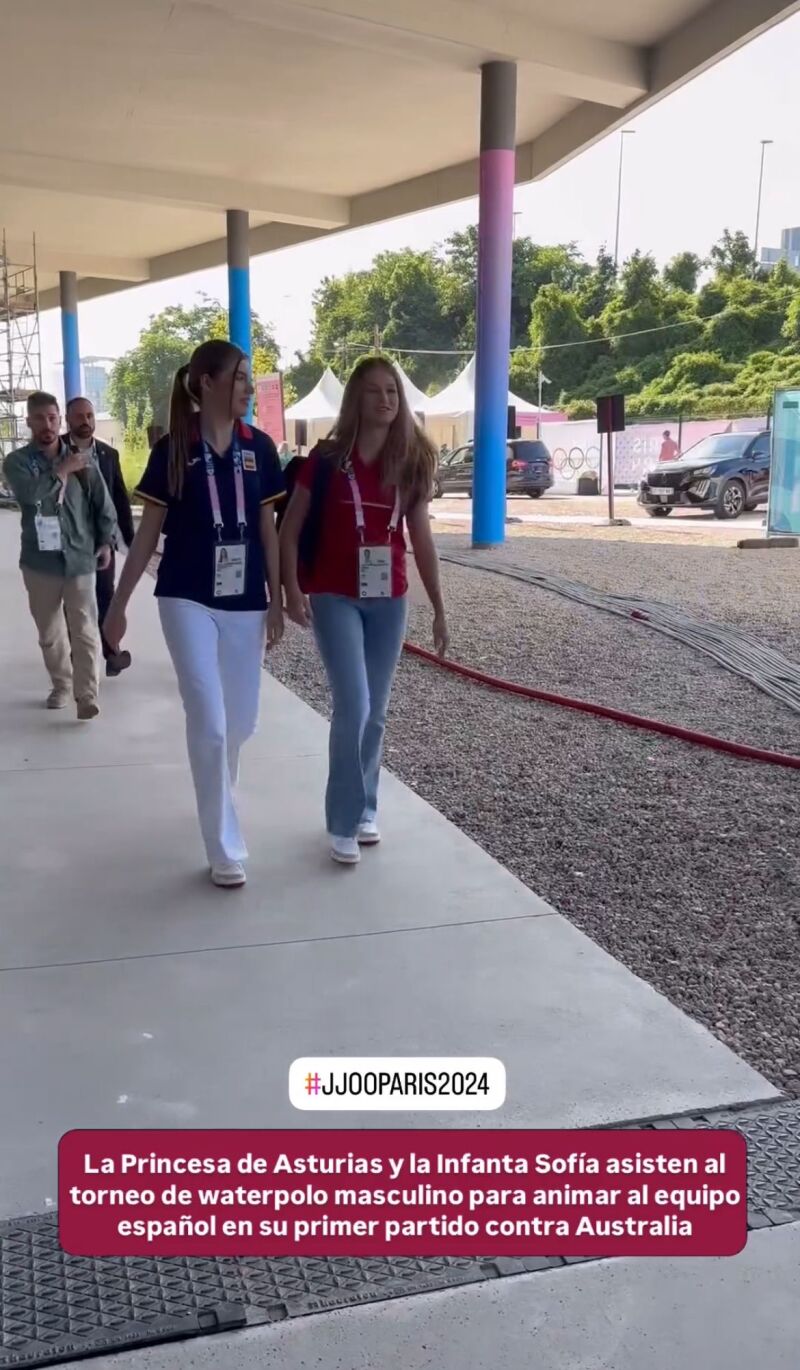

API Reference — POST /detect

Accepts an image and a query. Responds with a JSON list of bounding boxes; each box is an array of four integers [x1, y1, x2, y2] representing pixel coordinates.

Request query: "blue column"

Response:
[[472, 62, 517, 548], [227, 209, 251, 418], [59, 271, 81, 404]]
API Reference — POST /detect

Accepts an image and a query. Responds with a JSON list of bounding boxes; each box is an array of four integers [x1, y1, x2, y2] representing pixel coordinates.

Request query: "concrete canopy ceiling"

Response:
[[0, 0, 797, 308]]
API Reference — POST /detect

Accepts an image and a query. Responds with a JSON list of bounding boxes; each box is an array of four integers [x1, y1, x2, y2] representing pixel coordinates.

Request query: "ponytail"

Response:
[[167, 340, 245, 497], [167, 364, 197, 499]]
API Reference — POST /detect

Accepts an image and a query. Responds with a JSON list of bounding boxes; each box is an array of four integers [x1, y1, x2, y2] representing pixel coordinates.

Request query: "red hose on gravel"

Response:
[[403, 642, 800, 772]]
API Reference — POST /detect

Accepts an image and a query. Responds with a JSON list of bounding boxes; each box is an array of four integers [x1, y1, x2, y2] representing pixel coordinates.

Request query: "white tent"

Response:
[[285, 367, 344, 422], [421, 356, 542, 419], [287, 360, 429, 424], [394, 362, 429, 414]]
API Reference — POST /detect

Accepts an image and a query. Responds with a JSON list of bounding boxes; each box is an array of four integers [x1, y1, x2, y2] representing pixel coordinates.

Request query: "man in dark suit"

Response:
[[65, 398, 136, 676]]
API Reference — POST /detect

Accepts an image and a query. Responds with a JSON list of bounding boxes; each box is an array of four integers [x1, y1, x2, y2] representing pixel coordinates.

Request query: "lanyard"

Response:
[[203, 435, 246, 541], [346, 466, 401, 544]]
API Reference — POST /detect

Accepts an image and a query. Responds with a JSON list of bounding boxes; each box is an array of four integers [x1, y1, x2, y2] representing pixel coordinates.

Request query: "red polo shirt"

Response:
[[296, 451, 407, 599]]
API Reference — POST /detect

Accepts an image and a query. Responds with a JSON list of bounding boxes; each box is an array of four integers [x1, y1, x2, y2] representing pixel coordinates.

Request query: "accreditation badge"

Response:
[[213, 541, 247, 597], [358, 545, 392, 599], [35, 514, 62, 552]]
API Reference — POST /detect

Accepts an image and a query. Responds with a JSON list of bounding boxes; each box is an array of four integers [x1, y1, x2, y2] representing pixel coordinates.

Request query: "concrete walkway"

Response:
[[75, 1225, 800, 1370], [0, 510, 795, 1368]]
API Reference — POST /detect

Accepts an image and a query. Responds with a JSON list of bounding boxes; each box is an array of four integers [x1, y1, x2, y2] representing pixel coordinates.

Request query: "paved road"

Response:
[[432, 492, 765, 532]]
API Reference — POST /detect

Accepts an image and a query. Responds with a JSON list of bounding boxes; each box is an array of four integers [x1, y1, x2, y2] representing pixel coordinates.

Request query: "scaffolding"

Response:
[[0, 231, 42, 466]]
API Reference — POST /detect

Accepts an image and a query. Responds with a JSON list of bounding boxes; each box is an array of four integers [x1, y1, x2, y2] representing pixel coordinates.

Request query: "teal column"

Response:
[[227, 209, 251, 419], [60, 271, 81, 403]]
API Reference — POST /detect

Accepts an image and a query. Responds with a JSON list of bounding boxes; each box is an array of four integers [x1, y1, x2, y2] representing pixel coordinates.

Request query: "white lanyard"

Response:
[[203, 437, 246, 541], [346, 467, 401, 544]]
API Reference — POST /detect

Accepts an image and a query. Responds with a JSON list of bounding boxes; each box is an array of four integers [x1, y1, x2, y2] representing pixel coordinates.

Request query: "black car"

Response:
[[433, 439, 554, 499], [638, 430, 771, 519]]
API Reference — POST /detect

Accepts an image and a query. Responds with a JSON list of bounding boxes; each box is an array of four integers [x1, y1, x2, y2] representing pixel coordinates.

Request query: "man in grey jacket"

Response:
[[3, 391, 117, 720]]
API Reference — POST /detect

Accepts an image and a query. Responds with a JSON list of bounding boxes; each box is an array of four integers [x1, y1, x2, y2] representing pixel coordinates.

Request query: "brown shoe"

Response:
[[46, 690, 69, 710], [76, 700, 100, 721]]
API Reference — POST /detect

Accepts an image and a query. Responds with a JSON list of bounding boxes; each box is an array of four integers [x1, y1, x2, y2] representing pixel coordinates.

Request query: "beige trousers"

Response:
[[22, 568, 99, 704]]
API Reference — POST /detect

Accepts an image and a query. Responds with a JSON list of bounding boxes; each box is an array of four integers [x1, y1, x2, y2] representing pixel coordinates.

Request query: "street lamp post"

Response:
[[753, 139, 773, 271], [536, 368, 550, 440], [613, 129, 636, 270]]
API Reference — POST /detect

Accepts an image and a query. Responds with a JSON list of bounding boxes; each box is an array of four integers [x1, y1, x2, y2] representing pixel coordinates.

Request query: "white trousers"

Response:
[[159, 597, 266, 865]]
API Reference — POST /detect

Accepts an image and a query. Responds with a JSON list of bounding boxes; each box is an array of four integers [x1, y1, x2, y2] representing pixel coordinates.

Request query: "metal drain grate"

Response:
[[0, 1227, 517, 1368], [2, 1099, 799, 1368], [629, 1099, 800, 1226]]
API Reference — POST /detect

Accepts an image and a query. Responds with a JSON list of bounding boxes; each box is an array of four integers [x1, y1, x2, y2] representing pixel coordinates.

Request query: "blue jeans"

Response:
[[310, 594, 408, 838]]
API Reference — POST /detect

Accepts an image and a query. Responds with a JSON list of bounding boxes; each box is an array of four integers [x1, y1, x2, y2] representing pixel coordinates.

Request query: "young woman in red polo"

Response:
[[280, 356, 449, 864], [103, 341, 285, 888]]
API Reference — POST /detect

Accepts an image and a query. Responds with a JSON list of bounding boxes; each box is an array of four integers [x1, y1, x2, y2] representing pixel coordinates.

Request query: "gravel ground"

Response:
[[270, 530, 800, 1098], [436, 533, 800, 664]]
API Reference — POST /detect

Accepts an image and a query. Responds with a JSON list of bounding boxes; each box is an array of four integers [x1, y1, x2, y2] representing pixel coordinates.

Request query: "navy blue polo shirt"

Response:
[[135, 421, 285, 610]]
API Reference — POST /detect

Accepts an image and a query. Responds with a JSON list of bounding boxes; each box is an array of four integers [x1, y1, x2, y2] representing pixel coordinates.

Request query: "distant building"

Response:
[[82, 357, 112, 413], [760, 227, 800, 270], [45, 355, 117, 412]]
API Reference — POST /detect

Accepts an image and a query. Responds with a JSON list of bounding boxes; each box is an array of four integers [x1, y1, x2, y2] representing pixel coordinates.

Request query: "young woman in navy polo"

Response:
[[103, 340, 285, 888], [280, 357, 449, 865]]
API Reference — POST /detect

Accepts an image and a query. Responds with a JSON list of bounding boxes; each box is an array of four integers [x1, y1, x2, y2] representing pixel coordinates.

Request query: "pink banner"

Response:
[[256, 374, 286, 444]]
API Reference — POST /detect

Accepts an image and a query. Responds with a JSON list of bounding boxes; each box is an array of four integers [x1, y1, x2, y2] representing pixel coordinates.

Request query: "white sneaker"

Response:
[[329, 836, 360, 865], [357, 820, 381, 845], [211, 861, 246, 888]]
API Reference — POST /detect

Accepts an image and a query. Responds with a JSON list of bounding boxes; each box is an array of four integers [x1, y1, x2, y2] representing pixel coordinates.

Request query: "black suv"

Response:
[[433, 439, 553, 499], [638, 431, 771, 520]]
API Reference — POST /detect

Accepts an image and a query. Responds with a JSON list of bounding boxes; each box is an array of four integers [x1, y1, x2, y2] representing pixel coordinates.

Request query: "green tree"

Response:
[[663, 252, 703, 293], [617, 251, 661, 307], [221, 231, 800, 423], [706, 303, 784, 361], [284, 351, 328, 402], [782, 294, 800, 343], [305, 250, 456, 391], [528, 285, 594, 398], [443, 228, 588, 351], [709, 229, 756, 279], [108, 297, 279, 433], [600, 251, 701, 362], [765, 258, 800, 291], [697, 280, 729, 318], [665, 351, 736, 387], [576, 247, 617, 320], [564, 398, 598, 419], [634, 351, 736, 416]]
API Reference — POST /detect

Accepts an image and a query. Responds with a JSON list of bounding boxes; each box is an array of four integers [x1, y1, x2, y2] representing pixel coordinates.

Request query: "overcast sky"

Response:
[[39, 10, 800, 389]]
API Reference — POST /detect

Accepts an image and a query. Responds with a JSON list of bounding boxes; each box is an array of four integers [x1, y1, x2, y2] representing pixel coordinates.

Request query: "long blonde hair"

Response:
[[167, 339, 245, 498], [327, 357, 437, 509]]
